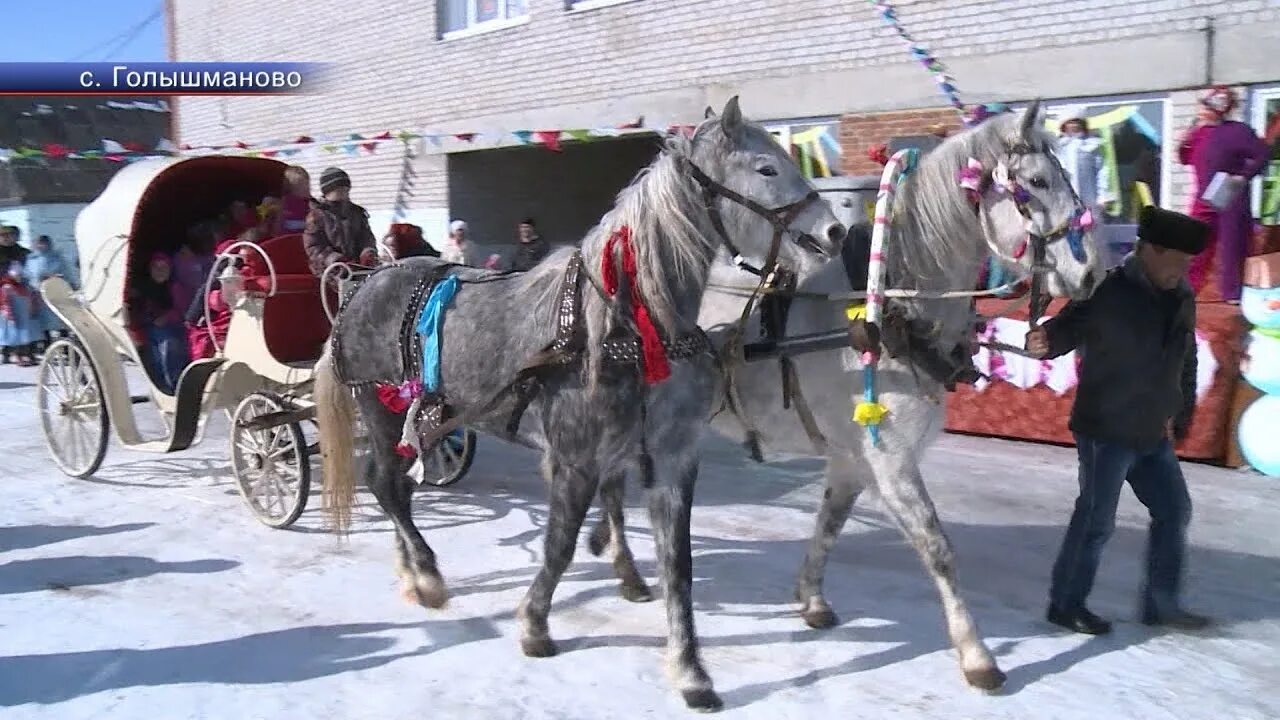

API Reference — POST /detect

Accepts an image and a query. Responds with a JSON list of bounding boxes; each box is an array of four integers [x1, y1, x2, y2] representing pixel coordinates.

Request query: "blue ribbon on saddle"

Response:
[[416, 274, 460, 393]]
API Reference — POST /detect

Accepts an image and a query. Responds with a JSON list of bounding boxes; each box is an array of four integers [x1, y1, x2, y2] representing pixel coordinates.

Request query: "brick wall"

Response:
[[839, 108, 963, 176]]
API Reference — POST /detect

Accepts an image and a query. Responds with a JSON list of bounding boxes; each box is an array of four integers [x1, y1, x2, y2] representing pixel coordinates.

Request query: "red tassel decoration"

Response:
[[1012, 237, 1029, 260], [394, 443, 417, 458], [602, 227, 671, 385], [375, 383, 412, 414]]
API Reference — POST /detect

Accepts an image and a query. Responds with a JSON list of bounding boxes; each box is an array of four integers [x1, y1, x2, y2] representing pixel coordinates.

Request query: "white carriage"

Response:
[[37, 155, 475, 528]]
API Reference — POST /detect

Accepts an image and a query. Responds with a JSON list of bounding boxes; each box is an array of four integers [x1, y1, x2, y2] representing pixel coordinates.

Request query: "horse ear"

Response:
[[704, 106, 717, 119], [1020, 98, 1043, 140], [720, 96, 744, 136]]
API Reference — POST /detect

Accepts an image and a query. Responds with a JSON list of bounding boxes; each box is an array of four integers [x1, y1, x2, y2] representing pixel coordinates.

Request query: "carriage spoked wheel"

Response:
[[37, 339, 110, 479], [420, 429, 477, 487], [231, 392, 311, 529]]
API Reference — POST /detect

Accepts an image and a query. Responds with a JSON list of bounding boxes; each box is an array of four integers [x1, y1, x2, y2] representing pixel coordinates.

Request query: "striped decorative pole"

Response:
[[867, 1, 973, 127], [851, 147, 919, 446]]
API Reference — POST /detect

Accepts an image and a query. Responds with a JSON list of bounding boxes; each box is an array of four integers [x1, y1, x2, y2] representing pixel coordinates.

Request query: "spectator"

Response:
[[25, 235, 70, 349], [511, 217, 550, 272], [379, 223, 439, 262], [0, 226, 30, 268], [1178, 85, 1270, 302], [303, 167, 378, 277], [0, 260, 37, 366], [1025, 206, 1211, 636], [1056, 117, 1113, 219], [441, 220, 469, 265]]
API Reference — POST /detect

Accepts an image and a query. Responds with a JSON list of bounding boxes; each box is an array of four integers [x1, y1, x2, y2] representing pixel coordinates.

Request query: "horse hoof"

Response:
[[619, 582, 654, 603], [681, 688, 724, 712], [964, 666, 1007, 692], [802, 606, 839, 630], [587, 525, 609, 557], [521, 635, 559, 658], [407, 576, 449, 610]]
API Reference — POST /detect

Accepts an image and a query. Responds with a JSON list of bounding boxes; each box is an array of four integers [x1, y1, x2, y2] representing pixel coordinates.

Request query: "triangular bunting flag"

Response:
[[293, 135, 314, 144], [618, 116, 644, 129], [455, 132, 477, 142], [43, 143, 70, 159], [234, 141, 249, 149], [348, 133, 364, 141], [261, 149, 279, 158], [374, 131, 392, 140], [534, 130, 562, 152], [361, 142, 378, 153], [321, 144, 337, 153], [589, 127, 622, 138], [155, 138, 178, 153], [102, 139, 126, 153], [565, 129, 591, 142], [122, 141, 145, 153], [512, 130, 533, 144]]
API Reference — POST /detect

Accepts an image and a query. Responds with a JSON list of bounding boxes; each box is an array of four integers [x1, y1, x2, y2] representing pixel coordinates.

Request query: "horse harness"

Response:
[[330, 155, 827, 455]]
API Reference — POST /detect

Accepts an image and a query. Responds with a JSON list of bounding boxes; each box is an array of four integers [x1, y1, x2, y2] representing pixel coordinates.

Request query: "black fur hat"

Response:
[[1138, 206, 1210, 255]]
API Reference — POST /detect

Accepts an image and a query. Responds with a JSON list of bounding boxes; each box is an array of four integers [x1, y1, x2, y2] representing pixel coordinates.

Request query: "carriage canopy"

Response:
[[75, 155, 288, 327]]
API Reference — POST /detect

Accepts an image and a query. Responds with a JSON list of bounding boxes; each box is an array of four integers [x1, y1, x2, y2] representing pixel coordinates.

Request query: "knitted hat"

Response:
[[450, 220, 467, 232], [319, 167, 351, 194], [1199, 85, 1238, 115], [1138, 206, 1210, 255]]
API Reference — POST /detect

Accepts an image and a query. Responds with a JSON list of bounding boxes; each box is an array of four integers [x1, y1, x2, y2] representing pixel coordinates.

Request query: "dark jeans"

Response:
[[146, 324, 189, 395], [1049, 432, 1192, 616]]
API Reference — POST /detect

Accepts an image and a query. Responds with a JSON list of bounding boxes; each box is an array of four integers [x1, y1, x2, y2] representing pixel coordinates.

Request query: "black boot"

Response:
[[1141, 606, 1210, 630], [1047, 605, 1113, 635]]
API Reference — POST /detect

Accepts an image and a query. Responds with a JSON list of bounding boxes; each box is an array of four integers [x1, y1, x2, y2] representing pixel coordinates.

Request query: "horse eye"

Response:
[[1029, 176, 1048, 189], [840, 198, 853, 207], [758, 166, 778, 177]]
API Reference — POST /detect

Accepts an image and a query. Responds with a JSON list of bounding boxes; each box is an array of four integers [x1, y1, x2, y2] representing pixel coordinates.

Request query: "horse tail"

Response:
[[315, 347, 357, 535]]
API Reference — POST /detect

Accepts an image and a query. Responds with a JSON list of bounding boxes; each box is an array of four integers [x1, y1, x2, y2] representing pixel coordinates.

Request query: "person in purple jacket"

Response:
[[1178, 85, 1270, 302]]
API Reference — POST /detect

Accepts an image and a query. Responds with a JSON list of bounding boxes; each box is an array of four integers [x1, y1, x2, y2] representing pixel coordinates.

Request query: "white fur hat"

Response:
[[449, 220, 467, 232]]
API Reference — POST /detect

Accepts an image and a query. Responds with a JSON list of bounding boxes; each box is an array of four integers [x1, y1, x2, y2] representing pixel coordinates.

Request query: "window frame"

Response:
[[1016, 92, 1172, 217], [1248, 85, 1280, 222], [439, 0, 530, 41]]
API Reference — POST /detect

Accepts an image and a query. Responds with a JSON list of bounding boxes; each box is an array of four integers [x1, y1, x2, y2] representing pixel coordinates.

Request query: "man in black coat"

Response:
[[511, 217, 550, 272], [1025, 205, 1211, 635]]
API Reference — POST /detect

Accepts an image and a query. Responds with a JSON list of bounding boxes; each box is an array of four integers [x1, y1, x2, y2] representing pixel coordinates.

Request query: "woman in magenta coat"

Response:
[[1178, 85, 1270, 302]]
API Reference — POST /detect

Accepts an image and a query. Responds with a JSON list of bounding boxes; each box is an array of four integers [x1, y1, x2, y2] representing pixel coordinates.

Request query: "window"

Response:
[[1041, 98, 1168, 225], [765, 120, 844, 180], [1250, 87, 1280, 226], [438, 0, 528, 37]]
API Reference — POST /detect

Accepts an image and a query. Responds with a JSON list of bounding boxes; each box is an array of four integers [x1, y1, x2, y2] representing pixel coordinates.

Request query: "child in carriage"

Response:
[[276, 165, 312, 235], [303, 167, 378, 277], [186, 228, 259, 360], [127, 252, 191, 393], [0, 260, 38, 366]]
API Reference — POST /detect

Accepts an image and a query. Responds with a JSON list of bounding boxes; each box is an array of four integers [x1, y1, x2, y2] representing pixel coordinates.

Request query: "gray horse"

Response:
[[313, 97, 845, 712], [587, 103, 1103, 692]]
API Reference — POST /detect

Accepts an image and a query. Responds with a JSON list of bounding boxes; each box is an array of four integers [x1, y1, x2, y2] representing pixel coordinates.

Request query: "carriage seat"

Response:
[[241, 233, 334, 364]]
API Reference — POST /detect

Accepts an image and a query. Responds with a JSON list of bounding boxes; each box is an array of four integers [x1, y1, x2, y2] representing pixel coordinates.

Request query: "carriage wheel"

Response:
[[37, 339, 109, 478], [420, 429, 477, 487], [231, 393, 311, 529]]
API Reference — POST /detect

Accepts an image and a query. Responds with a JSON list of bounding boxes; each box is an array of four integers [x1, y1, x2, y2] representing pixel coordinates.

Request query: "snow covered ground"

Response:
[[1, 362, 1277, 719]]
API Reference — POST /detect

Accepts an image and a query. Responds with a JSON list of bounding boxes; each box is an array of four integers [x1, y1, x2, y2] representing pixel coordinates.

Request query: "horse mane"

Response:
[[577, 133, 716, 336], [889, 111, 1056, 291], [512, 128, 722, 390]]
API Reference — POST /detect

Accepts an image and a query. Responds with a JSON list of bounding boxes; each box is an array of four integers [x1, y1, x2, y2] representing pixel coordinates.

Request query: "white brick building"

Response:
[[169, 0, 1280, 256]]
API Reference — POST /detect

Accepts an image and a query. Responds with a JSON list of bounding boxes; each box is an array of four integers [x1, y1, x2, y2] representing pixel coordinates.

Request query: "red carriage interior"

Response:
[[124, 156, 332, 371]]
